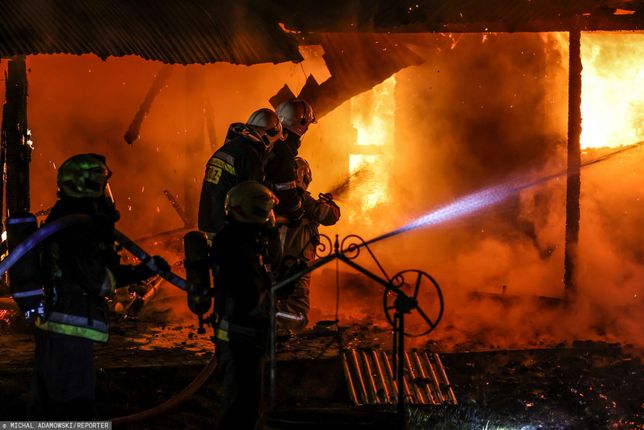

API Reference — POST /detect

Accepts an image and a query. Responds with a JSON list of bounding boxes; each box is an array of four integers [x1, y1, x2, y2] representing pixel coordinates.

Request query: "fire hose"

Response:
[[110, 353, 217, 425], [113, 230, 192, 292], [0, 215, 213, 423], [0, 215, 193, 292], [0, 214, 91, 277]]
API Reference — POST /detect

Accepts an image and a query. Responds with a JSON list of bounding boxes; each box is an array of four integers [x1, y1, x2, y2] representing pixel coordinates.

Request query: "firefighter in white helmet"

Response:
[[264, 99, 316, 228], [198, 108, 284, 236]]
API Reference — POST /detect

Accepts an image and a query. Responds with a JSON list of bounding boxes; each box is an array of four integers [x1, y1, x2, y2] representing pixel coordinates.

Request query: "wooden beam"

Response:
[[124, 65, 173, 145], [1, 55, 31, 218], [564, 30, 582, 302]]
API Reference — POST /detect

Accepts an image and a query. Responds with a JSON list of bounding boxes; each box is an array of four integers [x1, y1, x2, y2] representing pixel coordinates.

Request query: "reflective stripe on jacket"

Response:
[[36, 315, 109, 343]]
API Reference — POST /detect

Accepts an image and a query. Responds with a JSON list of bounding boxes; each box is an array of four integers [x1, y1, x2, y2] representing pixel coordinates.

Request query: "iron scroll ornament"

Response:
[[315, 233, 334, 258], [316, 233, 444, 337], [316, 234, 376, 262], [384, 269, 444, 337]]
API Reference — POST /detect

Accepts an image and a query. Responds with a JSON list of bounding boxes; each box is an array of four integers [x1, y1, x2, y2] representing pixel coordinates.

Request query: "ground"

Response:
[[0, 301, 641, 429]]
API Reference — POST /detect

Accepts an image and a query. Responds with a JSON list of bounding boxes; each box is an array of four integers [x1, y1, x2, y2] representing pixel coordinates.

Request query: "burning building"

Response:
[[0, 0, 642, 428]]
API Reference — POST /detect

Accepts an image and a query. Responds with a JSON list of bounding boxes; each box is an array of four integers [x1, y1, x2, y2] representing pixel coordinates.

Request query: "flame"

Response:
[[348, 154, 386, 212], [581, 33, 644, 149], [349, 76, 396, 216], [352, 76, 397, 148]]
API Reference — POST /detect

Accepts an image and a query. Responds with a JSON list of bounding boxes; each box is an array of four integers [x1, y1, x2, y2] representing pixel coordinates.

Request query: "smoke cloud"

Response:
[[0, 32, 641, 349]]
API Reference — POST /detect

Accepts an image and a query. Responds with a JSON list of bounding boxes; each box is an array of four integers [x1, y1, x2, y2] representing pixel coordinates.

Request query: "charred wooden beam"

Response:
[[124, 65, 172, 145], [204, 97, 218, 152], [1, 56, 31, 218], [564, 30, 582, 302], [0, 64, 6, 220], [272, 34, 423, 120], [163, 189, 192, 228]]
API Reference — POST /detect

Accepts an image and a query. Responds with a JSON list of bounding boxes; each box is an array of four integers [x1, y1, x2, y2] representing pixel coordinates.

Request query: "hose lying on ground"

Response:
[[111, 352, 217, 426]]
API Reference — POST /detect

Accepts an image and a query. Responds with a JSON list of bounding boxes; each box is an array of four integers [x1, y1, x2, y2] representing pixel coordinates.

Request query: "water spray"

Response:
[[327, 167, 372, 199], [364, 141, 643, 247]]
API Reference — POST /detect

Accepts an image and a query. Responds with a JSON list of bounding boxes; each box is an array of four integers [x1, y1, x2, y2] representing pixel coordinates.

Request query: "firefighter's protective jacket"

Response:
[[264, 134, 304, 224], [36, 197, 156, 342], [211, 221, 281, 337], [198, 124, 269, 235], [283, 191, 340, 262]]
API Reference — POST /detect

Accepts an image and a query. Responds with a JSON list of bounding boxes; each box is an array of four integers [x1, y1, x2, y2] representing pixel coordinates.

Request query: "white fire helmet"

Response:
[[276, 99, 316, 137], [295, 157, 312, 190], [247, 108, 285, 151]]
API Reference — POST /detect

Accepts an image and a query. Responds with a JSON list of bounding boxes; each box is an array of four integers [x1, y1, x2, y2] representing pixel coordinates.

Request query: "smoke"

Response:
[[307, 33, 643, 350], [1, 32, 642, 350]]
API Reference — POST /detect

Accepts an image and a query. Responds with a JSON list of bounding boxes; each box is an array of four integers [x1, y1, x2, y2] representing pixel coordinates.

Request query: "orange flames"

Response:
[[348, 76, 396, 219], [580, 33, 644, 149]]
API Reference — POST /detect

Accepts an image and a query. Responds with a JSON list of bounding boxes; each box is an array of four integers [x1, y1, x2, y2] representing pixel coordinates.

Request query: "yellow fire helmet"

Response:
[[57, 153, 112, 198], [224, 181, 279, 224]]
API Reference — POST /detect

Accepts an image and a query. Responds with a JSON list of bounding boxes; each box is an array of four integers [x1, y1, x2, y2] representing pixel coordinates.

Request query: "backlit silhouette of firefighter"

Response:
[[210, 181, 281, 430], [29, 154, 169, 420], [265, 99, 316, 226], [277, 157, 340, 331], [198, 108, 284, 237]]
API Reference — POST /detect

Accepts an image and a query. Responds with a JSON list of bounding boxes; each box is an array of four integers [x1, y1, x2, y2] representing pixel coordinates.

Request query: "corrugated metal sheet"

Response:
[[0, 0, 303, 65], [342, 349, 458, 406], [0, 0, 638, 64]]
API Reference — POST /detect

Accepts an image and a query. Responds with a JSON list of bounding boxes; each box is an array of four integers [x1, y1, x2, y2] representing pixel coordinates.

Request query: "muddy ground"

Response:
[[0, 306, 642, 429]]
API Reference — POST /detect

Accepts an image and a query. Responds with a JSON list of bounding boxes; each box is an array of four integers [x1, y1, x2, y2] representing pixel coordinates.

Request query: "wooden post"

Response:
[[184, 67, 205, 226], [1, 55, 31, 219], [564, 30, 582, 302]]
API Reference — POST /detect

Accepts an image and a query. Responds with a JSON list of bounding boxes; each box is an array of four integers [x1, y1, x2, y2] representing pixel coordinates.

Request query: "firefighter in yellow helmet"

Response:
[[276, 157, 340, 331], [29, 154, 169, 420], [210, 181, 281, 430]]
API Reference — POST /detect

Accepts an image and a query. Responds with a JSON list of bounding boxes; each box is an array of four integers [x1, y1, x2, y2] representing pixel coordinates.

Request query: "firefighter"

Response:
[[28, 154, 169, 420], [198, 108, 284, 237], [211, 181, 281, 430], [264, 99, 316, 227], [277, 157, 340, 331]]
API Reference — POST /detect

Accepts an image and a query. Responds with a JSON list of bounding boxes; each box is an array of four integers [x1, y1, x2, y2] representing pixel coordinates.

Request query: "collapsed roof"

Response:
[[0, 0, 641, 65]]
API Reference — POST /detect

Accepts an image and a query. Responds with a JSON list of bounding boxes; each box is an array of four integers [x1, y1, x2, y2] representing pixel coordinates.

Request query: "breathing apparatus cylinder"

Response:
[[183, 231, 212, 317], [5, 213, 44, 319]]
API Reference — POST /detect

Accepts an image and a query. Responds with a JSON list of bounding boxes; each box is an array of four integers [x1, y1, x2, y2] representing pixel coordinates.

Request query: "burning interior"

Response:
[[0, 1, 642, 428]]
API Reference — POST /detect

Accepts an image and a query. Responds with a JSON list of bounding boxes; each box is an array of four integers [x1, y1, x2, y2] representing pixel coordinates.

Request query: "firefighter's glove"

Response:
[[319, 193, 339, 208]]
